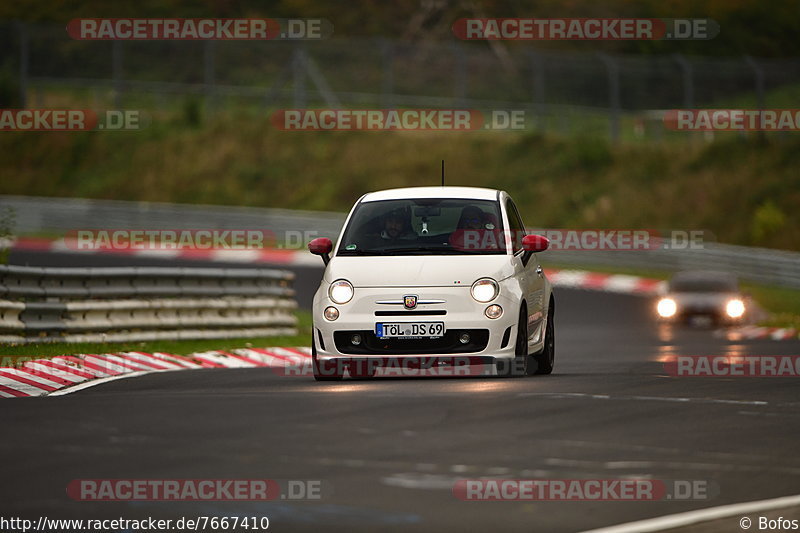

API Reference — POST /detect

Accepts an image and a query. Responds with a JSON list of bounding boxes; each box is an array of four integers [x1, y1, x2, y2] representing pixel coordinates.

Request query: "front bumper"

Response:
[[313, 285, 524, 361]]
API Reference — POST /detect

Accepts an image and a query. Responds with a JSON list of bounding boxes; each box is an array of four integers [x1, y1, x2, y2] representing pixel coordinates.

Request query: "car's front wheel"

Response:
[[529, 299, 555, 375]]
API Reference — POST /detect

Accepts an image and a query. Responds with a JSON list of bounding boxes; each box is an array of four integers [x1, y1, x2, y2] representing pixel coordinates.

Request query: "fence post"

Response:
[[672, 54, 694, 108], [597, 53, 621, 144], [16, 21, 29, 108], [381, 39, 394, 109], [744, 55, 766, 139], [112, 40, 123, 109], [452, 41, 467, 107], [292, 47, 307, 108], [204, 40, 216, 112], [529, 49, 546, 132]]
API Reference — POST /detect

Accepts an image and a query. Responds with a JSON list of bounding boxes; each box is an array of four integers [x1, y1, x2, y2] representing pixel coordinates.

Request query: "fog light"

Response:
[[459, 333, 470, 344], [324, 306, 339, 321], [485, 304, 503, 319], [351, 334, 362, 345]]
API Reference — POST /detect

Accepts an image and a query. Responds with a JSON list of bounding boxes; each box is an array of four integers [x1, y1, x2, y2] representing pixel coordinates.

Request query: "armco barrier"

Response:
[[0, 265, 298, 343], [3, 195, 800, 289]]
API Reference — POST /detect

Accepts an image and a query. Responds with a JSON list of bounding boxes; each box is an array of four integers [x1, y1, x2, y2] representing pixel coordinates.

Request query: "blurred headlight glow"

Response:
[[329, 279, 354, 304], [657, 298, 677, 318], [471, 278, 499, 303], [726, 299, 745, 318]]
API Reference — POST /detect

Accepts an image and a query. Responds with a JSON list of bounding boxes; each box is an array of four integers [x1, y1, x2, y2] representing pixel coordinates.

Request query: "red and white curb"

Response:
[[716, 325, 799, 341], [0, 348, 311, 398], [544, 269, 665, 295]]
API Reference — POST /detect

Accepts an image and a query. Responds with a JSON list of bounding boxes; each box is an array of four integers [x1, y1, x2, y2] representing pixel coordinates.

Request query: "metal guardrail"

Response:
[[543, 243, 800, 290], [0, 265, 298, 344], [3, 195, 800, 289], [0, 195, 346, 242]]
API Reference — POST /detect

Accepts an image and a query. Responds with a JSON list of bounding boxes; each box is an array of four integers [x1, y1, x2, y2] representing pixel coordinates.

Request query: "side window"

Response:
[[505, 199, 526, 252]]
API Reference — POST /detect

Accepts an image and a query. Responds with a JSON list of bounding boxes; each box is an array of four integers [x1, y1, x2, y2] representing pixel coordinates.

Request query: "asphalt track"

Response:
[[2, 250, 800, 532]]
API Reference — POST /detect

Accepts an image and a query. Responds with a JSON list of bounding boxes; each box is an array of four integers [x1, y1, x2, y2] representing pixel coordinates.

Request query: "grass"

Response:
[[1, 109, 799, 250], [0, 310, 312, 366]]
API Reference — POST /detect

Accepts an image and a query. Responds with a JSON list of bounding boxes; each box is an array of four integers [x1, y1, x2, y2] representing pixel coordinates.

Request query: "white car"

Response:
[[307, 186, 555, 380], [656, 270, 747, 326]]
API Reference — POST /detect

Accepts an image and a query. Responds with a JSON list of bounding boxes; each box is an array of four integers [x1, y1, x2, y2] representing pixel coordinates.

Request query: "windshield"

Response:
[[337, 198, 507, 255]]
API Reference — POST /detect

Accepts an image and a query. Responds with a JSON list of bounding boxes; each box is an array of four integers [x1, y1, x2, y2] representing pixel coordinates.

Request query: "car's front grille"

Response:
[[334, 329, 489, 355]]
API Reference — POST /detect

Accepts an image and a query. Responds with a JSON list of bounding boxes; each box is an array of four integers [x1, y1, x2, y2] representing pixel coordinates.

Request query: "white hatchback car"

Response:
[[307, 186, 554, 380]]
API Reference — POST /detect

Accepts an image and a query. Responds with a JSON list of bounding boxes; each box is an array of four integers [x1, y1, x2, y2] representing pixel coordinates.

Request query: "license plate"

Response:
[[376, 322, 445, 339]]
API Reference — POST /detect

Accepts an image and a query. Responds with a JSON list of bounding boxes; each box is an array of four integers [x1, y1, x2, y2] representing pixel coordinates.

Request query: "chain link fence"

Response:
[[3, 22, 800, 141]]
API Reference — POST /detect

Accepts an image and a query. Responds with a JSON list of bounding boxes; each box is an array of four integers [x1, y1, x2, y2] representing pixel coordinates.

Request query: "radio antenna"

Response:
[[441, 160, 445, 186]]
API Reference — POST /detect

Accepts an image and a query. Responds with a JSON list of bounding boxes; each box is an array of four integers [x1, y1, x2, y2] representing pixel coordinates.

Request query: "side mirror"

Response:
[[522, 234, 549, 253], [521, 234, 549, 266], [308, 237, 333, 265]]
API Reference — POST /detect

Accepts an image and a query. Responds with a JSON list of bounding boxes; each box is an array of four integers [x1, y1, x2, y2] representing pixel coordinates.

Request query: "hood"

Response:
[[325, 254, 515, 287]]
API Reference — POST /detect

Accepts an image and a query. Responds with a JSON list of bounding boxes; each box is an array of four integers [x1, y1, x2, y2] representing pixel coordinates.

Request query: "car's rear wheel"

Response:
[[530, 299, 555, 375], [312, 327, 344, 381]]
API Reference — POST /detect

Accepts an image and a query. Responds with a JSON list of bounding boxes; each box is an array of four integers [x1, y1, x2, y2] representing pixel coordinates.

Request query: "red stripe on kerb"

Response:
[[34, 359, 96, 379], [0, 370, 59, 392], [0, 383, 31, 397]]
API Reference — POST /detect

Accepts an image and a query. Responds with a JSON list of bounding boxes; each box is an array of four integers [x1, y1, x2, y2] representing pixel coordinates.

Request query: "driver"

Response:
[[380, 207, 416, 242]]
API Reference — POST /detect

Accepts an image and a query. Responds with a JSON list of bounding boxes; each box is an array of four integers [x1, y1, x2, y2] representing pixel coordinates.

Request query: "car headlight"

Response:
[[657, 297, 677, 318], [329, 279, 354, 304], [471, 278, 499, 303], [726, 299, 745, 318]]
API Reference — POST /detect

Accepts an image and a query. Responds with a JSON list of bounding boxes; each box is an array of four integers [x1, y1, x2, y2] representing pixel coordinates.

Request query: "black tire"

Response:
[[530, 299, 555, 375], [312, 327, 344, 381]]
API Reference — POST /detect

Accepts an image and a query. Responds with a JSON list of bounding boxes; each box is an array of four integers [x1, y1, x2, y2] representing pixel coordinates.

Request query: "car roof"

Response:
[[361, 186, 501, 202]]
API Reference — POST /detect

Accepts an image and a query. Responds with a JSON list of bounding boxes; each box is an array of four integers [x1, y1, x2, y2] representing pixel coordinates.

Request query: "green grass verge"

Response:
[[1, 103, 799, 251], [0, 310, 312, 365]]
